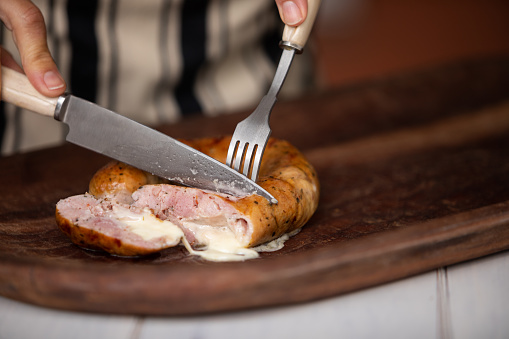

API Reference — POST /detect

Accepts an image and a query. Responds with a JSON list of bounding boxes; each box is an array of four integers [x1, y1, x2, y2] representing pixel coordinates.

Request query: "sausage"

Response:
[[55, 136, 320, 257]]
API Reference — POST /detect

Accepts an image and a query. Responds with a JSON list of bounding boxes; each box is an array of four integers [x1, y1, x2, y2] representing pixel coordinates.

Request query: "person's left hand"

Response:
[[275, 0, 308, 27], [0, 0, 66, 100]]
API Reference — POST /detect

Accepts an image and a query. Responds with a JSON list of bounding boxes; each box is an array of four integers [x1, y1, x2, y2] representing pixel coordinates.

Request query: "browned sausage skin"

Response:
[[89, 161, 165, 203]]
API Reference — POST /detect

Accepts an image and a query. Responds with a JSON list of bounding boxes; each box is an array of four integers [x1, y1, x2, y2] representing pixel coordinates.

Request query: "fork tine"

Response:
[[226, 139, 239, 167], [242, 143, 258, 178], [233, 142, 248, 172], [249, 143, 265, 181]]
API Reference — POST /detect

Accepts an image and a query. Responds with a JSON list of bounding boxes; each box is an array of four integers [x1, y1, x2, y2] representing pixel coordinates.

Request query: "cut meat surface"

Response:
[[56, 194, 183, 256], [132, 185, 252, 246]]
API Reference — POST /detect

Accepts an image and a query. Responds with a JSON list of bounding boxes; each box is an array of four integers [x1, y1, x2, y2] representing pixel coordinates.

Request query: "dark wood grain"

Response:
[[1, 57, 509, 315]]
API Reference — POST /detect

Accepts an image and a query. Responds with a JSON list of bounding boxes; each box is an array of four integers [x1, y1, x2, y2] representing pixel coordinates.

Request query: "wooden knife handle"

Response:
[[0, 66, 59, 117], [281, 0, 322, 52]]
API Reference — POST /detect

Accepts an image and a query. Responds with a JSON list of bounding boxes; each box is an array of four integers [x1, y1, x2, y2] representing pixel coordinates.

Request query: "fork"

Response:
[[226, 0, 321, 183]]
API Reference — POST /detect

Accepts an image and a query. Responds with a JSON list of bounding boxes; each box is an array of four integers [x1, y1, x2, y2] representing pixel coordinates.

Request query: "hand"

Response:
[[275, 0, 308, 26], [0, 0, 66, 100]]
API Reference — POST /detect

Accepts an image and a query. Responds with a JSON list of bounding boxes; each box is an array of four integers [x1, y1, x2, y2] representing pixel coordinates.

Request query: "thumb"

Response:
[[275, 0, 308, 27]]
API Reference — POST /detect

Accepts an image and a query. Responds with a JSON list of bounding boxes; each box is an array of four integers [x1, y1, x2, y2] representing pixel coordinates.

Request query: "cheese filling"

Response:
[[112, 206, 183, 244], [109, 205, 259, 262], [181, 221, 259, 262]]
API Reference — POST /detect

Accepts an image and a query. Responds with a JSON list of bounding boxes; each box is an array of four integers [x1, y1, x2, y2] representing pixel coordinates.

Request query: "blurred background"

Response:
[[311, 0, 509, 89], [2, 0, 509, 155]]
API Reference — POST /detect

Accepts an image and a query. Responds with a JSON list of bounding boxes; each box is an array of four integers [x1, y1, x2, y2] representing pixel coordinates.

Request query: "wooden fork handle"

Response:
[[281, 0, 322, 52]]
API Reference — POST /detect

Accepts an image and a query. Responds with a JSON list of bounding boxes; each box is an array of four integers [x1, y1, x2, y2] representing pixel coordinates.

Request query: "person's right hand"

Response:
[[0, 0, 66, 100]]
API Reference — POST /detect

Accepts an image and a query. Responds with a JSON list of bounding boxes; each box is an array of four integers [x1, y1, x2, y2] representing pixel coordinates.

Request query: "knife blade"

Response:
[[1, 66, 277, 203]]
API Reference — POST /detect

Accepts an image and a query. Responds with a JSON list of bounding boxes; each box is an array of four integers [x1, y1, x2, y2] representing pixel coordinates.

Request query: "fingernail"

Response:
[[282, 1, 303, 26], [44, 70, 65, 91]]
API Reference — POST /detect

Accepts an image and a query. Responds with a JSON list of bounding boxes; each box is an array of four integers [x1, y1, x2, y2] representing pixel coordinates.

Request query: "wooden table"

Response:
[[1, 57, 509, 329], [1, 249, 508, 339]]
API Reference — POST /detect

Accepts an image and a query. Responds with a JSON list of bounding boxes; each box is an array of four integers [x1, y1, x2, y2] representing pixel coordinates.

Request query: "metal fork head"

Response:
[[226, 123, 271, 182], [225, 98, 274, 182]]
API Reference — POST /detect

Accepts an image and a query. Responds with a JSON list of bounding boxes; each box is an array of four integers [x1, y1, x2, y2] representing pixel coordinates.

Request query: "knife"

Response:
[[0, 66, 277, 203]]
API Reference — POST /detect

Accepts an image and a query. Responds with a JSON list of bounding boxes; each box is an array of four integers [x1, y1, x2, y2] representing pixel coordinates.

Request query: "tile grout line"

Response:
[[437, 267, 454, 339]]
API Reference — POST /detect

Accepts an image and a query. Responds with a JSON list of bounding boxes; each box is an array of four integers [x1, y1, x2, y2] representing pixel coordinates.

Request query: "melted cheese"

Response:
[[109, 205, 259, 262], [111, 206, 184, 243], [252, 228, 301, 253], [181, 222, 259, 262]]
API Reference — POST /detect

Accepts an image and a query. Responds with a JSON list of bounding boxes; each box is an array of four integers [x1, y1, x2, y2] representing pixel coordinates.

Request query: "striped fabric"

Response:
[[0, 0, 312, 155]]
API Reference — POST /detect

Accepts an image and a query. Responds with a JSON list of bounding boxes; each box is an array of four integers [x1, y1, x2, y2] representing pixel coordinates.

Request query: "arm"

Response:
[[0, 0, 66, 100]]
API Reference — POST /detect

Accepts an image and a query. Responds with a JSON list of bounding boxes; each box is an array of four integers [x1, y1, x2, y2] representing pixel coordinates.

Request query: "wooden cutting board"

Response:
[[1, 57, 509, 316]]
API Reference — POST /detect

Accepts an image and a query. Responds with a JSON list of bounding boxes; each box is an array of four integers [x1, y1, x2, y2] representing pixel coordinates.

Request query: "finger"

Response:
[[1, 46, 23, 72], [0, 0, 66, 97], [275, 0, 308, 26]]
